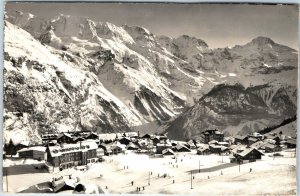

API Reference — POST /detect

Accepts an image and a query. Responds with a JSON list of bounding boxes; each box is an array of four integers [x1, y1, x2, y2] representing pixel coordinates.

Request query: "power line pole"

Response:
[[190, 170, 193, 189], [6, 169, 8, 192], [148, 171, 150, 185], [199, 160, 200, 173]]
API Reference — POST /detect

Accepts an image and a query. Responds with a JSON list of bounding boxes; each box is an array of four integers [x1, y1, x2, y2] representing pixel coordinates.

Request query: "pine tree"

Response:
[[5, 139, 16, 157]]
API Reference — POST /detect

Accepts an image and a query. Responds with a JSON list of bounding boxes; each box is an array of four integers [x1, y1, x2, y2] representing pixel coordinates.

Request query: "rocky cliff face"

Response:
[[4, 10, 298, 144], [165, 84, 297, 140]]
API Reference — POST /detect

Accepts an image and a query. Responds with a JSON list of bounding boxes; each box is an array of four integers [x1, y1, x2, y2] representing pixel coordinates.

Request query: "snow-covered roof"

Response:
[[237, 147, 263, 157], [175, 143, 190, 151], [19, 141, 30, 146], [209, 140, 219, 145], [57, 132, 72, 139], [264, 143, 278, 149], [157, 142, 172, 147], [218, 142, 229, 145], [18, 146, 46, 153], [162, 148, 174, 155], [48, 141, 98, 157], [98, 133, 123, 141], [124, 132, 138, 137], [248, 137, 258, 142], [106, 141, 126, 150], [250, 141, 265, 149], [197, 145, 210, 152], [235, 135, 248, 140], [231, 144, 247, 154]]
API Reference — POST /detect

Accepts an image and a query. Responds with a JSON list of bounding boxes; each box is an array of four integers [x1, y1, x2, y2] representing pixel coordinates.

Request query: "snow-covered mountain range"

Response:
[[3, 11, 298, 144]]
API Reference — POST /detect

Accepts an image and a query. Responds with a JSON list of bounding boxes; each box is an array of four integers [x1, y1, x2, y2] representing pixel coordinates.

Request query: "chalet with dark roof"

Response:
[[84, 132, 99, 140], [234, 135, 248, 145], [57, 133, 73, 144], [234, 147, 264, 162], [202, 130, 224, 144]]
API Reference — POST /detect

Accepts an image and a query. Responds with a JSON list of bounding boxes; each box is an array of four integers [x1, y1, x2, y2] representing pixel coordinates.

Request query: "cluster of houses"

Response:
[[10, 128, 296, 172], [234, 131, 296, 152]]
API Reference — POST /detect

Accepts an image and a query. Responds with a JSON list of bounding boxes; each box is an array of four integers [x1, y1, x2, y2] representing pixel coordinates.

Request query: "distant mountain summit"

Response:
[[4, 10, 298, 144], [250, 36, 275, 46]]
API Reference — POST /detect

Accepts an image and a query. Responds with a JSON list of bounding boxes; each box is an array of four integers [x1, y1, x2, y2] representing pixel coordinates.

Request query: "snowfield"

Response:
[[3, 150, 296, 195]]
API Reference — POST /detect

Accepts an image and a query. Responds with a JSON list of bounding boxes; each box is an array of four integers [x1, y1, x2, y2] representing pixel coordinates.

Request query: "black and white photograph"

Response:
[[2, 2, 298, 194]]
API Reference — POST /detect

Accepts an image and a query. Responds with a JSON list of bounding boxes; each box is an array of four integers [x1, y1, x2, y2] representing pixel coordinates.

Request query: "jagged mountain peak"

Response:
[[176, 34, 208, 48], [122, 24, 156, 47], [250, 36, 275, 46], [122, 24, 153, 36]]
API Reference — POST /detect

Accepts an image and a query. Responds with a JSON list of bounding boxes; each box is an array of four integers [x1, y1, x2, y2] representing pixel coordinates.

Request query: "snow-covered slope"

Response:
[[4, 10, 298, 143], [3, 21, 144, 144]]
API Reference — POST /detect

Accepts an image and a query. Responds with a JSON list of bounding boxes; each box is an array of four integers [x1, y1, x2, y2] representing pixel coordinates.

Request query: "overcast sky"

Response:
[[5, 2, 299, 49]]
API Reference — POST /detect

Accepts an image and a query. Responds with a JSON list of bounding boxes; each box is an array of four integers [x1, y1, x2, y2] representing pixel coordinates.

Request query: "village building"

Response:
[[234, 135, 248, 145], [42, 133, 59, 144], [111, 144, 126, 154], [84, 132, 99, 140], [209, 145, 228, 154], [194, 140, 202, 148], [16, 141, 30, 150], [123, 132, 138, 138], [252, 132, 263, 139], [234, 147, 264, 162], [264, 133, 281, 145], [197, 146, 210, 155], [136, 139, 150, 150], [247, 137, 259, 145], [250, 141, 265, 150], [119, 137, 131, 145], [126, 142, 138, 150], [100, 141, 126, 155], [162, 148, 175, 156], [285, 139, 297, 148], [57, 133, 74, 144], [141, 134, 152, 139], [263, 143, 281, 153], [46, 141, 98, 171], [202, 130, 224, 144], [231, 145, 247, 154], [72, 137, 85, 143], [96, 148, 105, 157], [156, 141, 172, 154], [18, 146, 46, 160], [218, 141, 229, 147], [174, 143, 191, 152], [186, 140, 197, 149], [159, 133, 168, 141], [45, 140, 58, 146], [151, 137, 161, 146], [51, 176, 77, 193], [208, 140, 219, 145]]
